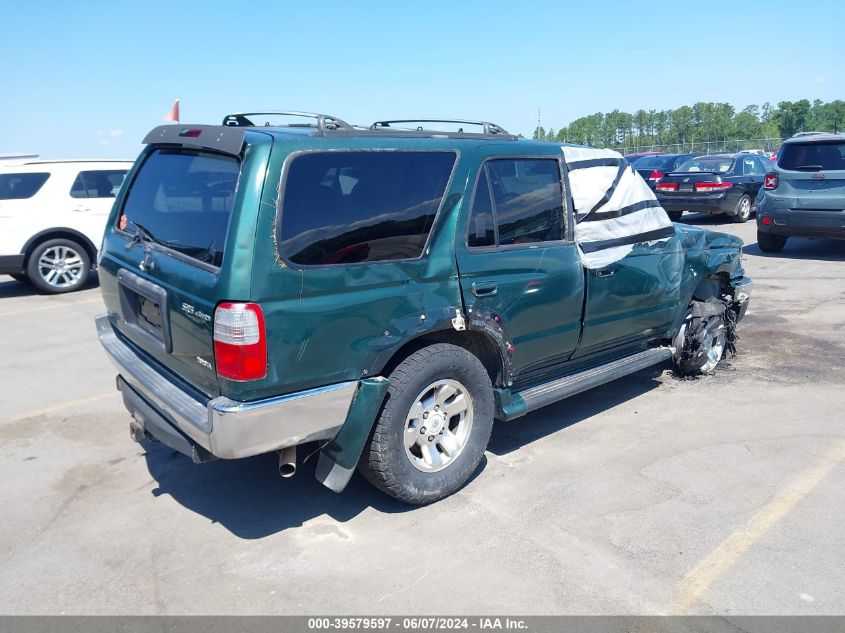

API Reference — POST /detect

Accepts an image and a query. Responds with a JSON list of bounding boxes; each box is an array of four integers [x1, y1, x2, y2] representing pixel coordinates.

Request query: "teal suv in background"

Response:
[[756, 133, 845, 252]]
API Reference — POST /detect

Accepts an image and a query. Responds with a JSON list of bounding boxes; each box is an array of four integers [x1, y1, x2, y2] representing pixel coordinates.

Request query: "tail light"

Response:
[[695, 182, 733, 192], [764, 173, 778, 190], [213, 302, 267, 381], [655, 182, 678, 192], [648, 170, 664, 181]]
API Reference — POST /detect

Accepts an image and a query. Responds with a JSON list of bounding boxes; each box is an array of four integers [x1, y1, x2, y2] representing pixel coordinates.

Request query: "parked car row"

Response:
[[627, 134, 845, 251]]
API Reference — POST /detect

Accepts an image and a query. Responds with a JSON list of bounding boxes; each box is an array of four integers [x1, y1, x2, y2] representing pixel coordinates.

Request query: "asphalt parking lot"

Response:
[[1, 215, 844, 616]]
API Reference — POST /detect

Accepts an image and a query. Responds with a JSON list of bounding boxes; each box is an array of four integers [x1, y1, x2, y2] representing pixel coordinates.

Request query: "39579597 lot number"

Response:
[[307, 617, 473, 630]]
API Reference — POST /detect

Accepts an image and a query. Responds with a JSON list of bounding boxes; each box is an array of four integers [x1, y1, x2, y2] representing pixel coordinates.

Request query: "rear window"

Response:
[[119, 149, 240, 268], [278, 151, 456, 266], [778, 142, 845, 171], [0, 172, 50, 200], [677, 157, 733, 173], [632, 156, 673, 170]]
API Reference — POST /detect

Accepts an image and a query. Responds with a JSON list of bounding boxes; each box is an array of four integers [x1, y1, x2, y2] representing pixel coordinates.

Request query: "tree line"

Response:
[[533, 99, 845, 150]]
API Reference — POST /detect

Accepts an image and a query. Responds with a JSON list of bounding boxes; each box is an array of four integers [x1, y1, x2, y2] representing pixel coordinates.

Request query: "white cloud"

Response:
[[109, 129, 123, 137], [816, 76, 826, 84]]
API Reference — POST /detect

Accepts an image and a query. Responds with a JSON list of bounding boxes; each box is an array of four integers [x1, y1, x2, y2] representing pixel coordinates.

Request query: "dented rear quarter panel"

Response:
[[233, 137, 472, 402]]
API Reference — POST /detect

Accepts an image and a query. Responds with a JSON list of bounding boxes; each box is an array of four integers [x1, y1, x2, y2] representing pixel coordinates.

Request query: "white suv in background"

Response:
[[0, 160, 133, 293]]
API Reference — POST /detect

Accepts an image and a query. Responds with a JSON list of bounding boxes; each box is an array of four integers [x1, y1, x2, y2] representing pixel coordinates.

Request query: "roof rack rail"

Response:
[[222, 111, 354, 133], [371, 119, 512, 136]]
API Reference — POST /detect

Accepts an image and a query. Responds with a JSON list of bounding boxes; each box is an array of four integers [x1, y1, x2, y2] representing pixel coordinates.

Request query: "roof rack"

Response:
[[222, 111, 354, 133], [371, 118, 512, 137]]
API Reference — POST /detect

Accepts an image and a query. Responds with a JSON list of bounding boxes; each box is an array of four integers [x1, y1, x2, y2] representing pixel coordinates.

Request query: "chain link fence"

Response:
[[618, 138, 784, 156]]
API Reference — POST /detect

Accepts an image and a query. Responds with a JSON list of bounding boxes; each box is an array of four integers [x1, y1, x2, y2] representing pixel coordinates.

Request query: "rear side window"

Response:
[[740, 157, 763, 175], [0, 172, 50, 200], [119, 149, 240, 268], [779, 142, 845, 171], [70, 170, 128, 198], [467, 158, 564, 248], [278, 151, 456, 266]]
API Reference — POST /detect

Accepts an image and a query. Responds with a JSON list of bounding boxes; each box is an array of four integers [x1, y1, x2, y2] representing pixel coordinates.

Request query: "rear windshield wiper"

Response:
[[794, 164, 824, 171], [125, 221, 160, 251]]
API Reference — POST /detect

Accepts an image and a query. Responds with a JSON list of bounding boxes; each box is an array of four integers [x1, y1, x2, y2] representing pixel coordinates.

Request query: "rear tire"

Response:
[[667, 210, 684, 222], [757, 230, 787, 253], [9, 273, 27, 283], [26, 238, 91, 294], [359, 343, 494, 505], [731, 194, 752, 223]]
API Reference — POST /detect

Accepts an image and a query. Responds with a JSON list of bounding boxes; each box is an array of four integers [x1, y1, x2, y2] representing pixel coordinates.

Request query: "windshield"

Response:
[[119, 149, 240, 267], [676, 157, 733, 173], [778, 142, 845, 171]]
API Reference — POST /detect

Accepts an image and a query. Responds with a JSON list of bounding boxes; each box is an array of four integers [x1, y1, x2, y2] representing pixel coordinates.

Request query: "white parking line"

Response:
[[670, 436, 845, 612], [0, 297, 102, 318]]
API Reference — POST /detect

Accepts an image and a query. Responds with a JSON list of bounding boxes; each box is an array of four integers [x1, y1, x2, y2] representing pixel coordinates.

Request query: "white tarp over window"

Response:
[[562, 146, 675, 268]]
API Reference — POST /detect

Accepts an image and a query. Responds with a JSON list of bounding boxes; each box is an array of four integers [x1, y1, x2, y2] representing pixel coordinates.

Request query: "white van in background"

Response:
[[0, 160, 133, 293]]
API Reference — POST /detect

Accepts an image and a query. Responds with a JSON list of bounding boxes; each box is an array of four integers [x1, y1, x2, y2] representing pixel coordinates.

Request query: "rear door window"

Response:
[[119, 149, 240, 268], [278, 151, 456, 266], [779, 142, 845, 171], [70, 170, 128, 198], [467, 170, 496, 247], [483, 158, 564, 246], [0, 172, 50, 199]]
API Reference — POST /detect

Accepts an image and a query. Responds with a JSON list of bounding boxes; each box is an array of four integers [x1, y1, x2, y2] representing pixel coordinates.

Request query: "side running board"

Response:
[[514, 347, 674, 417]]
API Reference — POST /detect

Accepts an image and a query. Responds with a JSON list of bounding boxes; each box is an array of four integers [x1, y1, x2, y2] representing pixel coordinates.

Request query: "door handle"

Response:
[[471, 281, 497, 297], [595, 268, 615, 278]]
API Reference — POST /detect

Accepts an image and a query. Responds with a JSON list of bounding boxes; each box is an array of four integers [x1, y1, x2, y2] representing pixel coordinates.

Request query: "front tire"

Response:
[[26, 238, 91, 294], [757, 230, 787, 253], [676, 311, 728, 375], [731, 194, 752, 223], [667, 210, 684, 222], [359, 343, 494, 505]]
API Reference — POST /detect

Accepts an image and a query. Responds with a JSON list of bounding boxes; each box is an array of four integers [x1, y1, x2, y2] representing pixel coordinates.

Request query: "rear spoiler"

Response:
[[142, 124, 245, 156]]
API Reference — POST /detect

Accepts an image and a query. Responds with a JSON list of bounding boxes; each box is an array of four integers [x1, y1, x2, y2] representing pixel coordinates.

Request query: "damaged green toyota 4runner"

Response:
[[96, 112, 752, 505]]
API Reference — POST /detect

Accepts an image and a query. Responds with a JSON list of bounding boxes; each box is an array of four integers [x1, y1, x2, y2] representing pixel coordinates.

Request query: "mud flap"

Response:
[[675, 295, 739, 376], [315, 377, 390, 493]]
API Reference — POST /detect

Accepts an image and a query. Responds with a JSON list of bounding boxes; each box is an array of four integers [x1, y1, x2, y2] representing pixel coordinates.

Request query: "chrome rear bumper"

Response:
[[96, 314, 357, 459]]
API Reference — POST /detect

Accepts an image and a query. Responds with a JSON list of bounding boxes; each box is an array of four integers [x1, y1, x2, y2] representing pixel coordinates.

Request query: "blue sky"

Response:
[[2, 0, 843, 159]]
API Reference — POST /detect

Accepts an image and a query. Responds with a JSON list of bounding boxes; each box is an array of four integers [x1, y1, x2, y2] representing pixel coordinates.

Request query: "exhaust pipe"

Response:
[[278, 445, 297, 478]]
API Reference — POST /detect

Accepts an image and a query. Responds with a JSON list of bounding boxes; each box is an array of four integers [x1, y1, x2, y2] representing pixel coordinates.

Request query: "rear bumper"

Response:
[[0, 254, 25, 275], [658, 193, 734, 215], [757, 208, 845, 239], [96, 314, 357, 460]]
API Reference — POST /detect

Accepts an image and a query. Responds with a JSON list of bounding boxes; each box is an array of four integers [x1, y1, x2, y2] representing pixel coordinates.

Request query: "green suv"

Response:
[[96, 112, 752, 504]]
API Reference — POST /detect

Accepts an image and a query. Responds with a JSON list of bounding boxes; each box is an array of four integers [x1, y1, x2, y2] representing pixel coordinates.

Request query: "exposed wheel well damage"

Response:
[[675, 273, 740, 377], [378, 329, 504, 388]]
